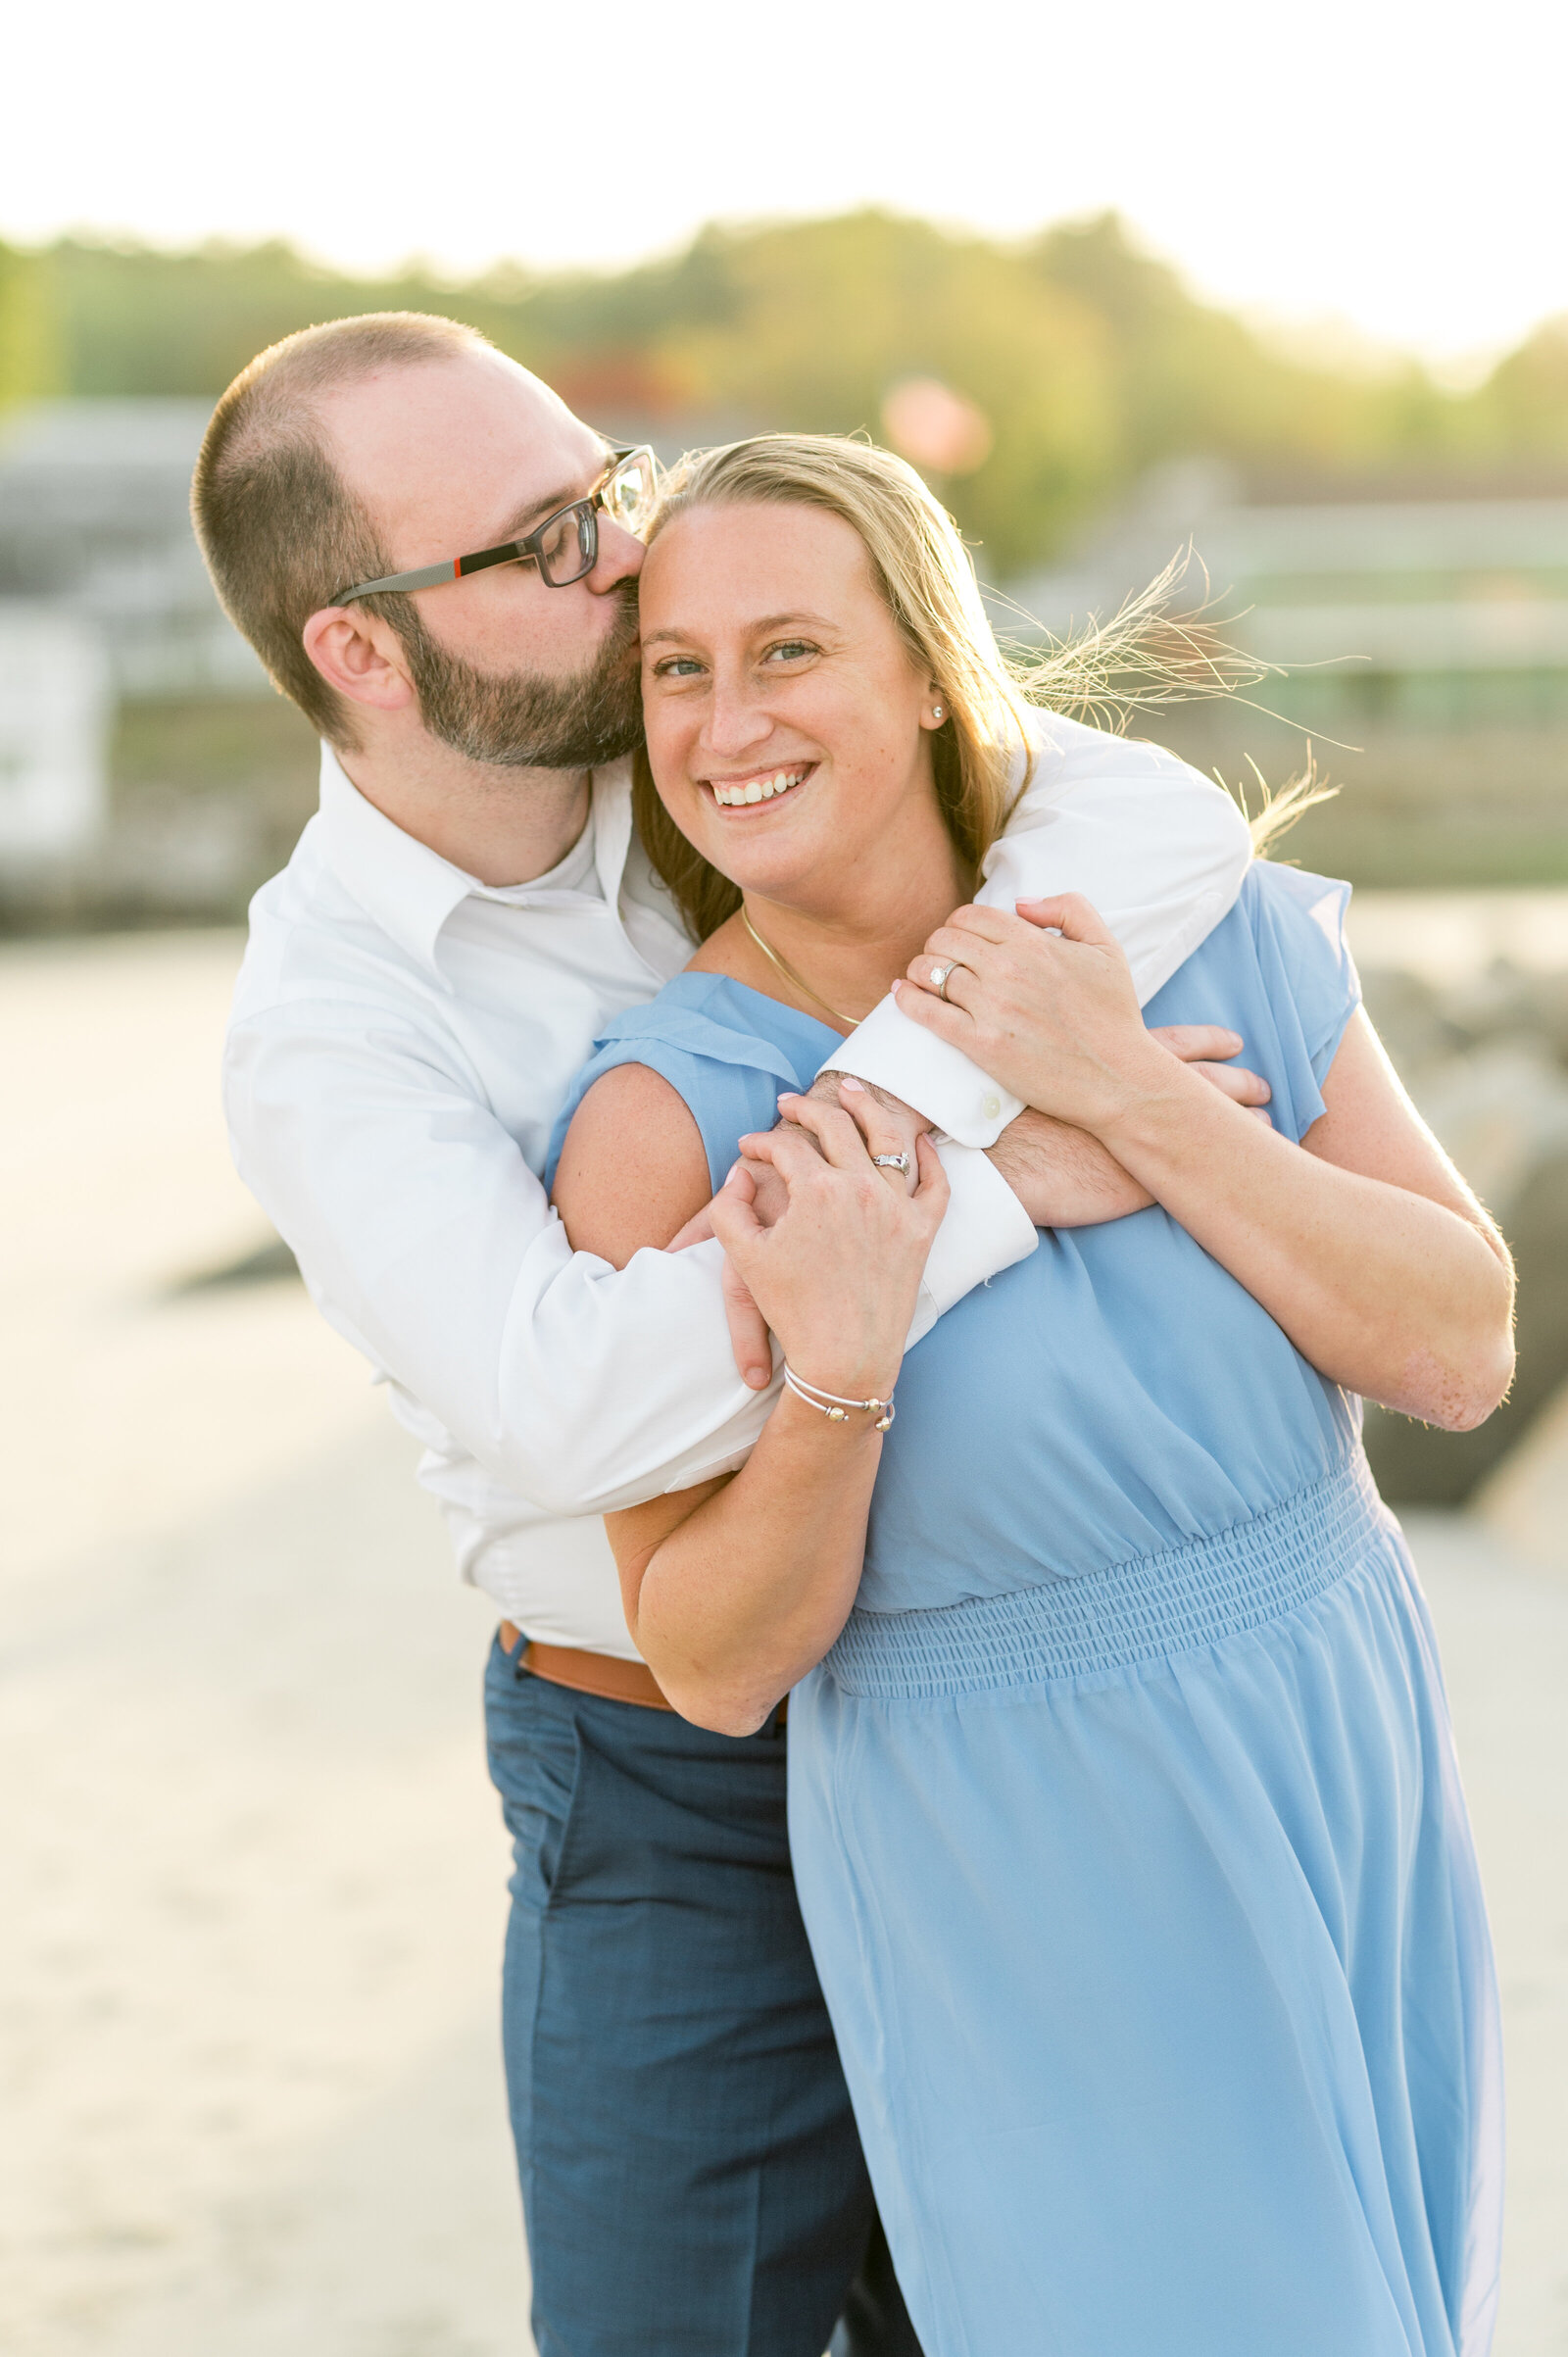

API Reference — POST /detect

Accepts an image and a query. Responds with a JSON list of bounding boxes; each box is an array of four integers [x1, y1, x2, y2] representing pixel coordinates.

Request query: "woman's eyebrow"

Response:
[[642, 610, 836, 650]]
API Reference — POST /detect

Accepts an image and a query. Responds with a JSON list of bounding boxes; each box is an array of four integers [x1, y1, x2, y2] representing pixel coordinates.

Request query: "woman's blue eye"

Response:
[[655, 657, 703, 677], [766, 640, 816, 663]]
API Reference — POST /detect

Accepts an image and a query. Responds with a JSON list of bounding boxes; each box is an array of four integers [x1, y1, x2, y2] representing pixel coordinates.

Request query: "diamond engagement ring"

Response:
[[929, 960, 956, 1001], [872, 1153, 912, 1175]]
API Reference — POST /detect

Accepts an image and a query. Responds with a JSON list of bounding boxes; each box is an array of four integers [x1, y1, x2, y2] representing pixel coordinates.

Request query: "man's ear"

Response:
[[302, 606, 418, 715]]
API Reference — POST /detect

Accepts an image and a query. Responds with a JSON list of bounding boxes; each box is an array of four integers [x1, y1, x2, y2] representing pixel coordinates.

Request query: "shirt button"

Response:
[[982, 1093, 1002, 1121]]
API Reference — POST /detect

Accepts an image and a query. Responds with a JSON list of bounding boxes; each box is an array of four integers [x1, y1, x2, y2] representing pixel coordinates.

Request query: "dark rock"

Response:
[[1439, 958, 1544, 1049]]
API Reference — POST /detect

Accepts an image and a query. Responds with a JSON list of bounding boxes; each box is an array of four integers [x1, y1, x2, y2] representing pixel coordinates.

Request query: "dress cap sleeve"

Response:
[[545, 979, 821, 1196], [1245, 863, 1361, 1138]]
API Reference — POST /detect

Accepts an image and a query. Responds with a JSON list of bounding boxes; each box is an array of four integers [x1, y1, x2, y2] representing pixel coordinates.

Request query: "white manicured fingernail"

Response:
[[839, 1076, 864, 1093]]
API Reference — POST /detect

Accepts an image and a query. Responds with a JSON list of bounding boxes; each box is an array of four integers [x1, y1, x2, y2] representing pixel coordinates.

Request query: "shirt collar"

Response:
[[314, 741, 637, 980]]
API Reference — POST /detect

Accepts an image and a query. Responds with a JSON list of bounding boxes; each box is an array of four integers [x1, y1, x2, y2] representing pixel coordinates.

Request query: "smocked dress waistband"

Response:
[[824, 1453, 1390, 1700]]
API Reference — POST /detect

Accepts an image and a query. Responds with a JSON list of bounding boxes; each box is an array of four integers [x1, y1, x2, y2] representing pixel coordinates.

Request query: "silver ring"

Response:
[[929, 960, 956, 1001], [872, 1152, 911, 1175]]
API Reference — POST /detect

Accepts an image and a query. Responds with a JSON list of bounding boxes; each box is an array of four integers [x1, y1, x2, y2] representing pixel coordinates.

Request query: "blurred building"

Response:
[[1005, 461, 1568, 725], [4, 398, 1567, 914], [1000, 465, 1568, 885], [0, 605, 111, 866], [0, 399, 265, 699], [0, 401, 307, 922]]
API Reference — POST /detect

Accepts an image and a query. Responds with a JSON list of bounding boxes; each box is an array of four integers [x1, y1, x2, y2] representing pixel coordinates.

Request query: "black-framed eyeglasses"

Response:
[[332, 445, 659, 605]]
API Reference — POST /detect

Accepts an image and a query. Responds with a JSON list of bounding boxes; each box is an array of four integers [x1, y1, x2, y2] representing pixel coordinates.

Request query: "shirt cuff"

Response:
[[907, 1138, 1038, 1345], [822, 995, 1024, 1149]]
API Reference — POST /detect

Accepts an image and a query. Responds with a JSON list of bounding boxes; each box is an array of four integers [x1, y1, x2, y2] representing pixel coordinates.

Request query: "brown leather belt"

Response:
[[498, 1623, 786, 1726], [499, 1622, 676, 1711]]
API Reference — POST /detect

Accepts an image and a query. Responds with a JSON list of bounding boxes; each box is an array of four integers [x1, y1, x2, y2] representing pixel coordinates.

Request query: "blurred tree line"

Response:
[[1, 209, 1566, 575]]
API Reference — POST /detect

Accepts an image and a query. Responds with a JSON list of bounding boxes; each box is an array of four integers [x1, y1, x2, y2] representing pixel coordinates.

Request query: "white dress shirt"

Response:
[[224, 713, 1250, 1657]]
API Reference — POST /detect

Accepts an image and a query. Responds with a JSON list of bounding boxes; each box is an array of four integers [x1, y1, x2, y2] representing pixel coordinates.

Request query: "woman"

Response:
[[547, 436, 1511, 2357]]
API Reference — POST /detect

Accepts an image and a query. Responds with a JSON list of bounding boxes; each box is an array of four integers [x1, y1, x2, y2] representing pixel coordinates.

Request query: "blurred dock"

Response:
[[2, 922, 1565, 2355]]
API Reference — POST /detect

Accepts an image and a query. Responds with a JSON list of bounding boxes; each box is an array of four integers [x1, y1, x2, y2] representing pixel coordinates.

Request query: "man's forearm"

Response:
[[987, 1111, 1151, 1228], [227, 1014, 806, 1520], [232, 1000, 1043, 1536]]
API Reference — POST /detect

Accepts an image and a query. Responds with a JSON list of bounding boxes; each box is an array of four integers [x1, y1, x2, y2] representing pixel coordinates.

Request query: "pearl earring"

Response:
[[932, 704, 944, 721]]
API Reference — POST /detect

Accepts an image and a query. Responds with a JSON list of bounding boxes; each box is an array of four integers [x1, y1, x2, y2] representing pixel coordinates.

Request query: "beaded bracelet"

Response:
[[783, 1365, 896, 1432]]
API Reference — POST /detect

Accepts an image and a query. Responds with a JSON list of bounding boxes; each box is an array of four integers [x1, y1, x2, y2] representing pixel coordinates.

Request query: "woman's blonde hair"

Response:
[[632, 433, 1324, 941]]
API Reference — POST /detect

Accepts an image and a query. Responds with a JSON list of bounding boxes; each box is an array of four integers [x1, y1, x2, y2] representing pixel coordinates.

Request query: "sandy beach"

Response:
[[3, 923, 1565, 2356]]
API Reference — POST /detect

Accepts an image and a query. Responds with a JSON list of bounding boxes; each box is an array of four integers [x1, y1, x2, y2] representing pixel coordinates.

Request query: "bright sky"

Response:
[[8, 0, 1563, 370]]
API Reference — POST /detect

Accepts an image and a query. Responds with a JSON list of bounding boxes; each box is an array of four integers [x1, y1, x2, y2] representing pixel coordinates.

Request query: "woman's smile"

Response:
[[704, 761, 815, 811]]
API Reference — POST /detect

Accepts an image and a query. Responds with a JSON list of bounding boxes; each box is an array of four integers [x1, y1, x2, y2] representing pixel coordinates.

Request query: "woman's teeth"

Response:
[[710, 768, 806, 808]]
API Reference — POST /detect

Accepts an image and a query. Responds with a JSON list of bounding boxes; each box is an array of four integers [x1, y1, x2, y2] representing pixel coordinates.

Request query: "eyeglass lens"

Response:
[[533, 452, 657, 586], [602, 449, 657, 534], [536, 504, 598, 586]]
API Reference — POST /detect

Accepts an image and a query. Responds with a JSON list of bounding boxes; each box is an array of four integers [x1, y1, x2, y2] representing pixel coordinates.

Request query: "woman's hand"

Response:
[[665, 1076, 934, 1391], [895, 893, 1514, 1428], [894, 893, 1175, 1135], [609, 1084, 947, 1736], [808, 1072, 929, 1189], [710, 1084, 948, 1404]]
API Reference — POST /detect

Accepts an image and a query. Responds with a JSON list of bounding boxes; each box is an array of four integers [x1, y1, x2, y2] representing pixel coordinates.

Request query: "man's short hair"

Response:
[[191, 312, 489, 747]]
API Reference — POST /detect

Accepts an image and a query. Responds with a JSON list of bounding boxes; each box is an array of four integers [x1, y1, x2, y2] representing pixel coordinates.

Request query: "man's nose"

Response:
[[587, 516, 644, 591]]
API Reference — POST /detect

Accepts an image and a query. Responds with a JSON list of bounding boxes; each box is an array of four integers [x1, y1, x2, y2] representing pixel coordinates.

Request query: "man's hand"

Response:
[[987, 1025, 1272, 1228], [1147, 1025, 1272, 1118]]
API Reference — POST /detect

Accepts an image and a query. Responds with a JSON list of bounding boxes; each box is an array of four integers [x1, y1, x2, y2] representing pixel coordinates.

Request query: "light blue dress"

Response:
[[549, 863, 1503, 2357]]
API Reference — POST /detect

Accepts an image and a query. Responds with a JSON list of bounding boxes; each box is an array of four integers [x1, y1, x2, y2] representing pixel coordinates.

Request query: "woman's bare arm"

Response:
[[551, 1061, 713, 1267], [1098, 1007, 1513, 1428], [552, 1078, 947, 1733], [894, 897, 1515, 1431]]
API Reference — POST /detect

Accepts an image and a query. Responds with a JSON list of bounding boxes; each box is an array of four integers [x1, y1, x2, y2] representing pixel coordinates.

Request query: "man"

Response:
[[194, 310, 1255, 2357]]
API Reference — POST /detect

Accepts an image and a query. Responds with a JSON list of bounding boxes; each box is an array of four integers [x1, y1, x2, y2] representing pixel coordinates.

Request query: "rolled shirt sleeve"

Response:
[[224, 1001, 1033, 1520], [827, 711, 1254, 1147], [914, 1137, 1039, 1335], [224, 1000, 780, 1517]]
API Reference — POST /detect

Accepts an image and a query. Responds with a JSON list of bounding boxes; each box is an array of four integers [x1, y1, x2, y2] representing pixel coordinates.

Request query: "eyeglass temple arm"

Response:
[[332, 455, 648, 603], [334, 545, 521, 603], [334, 558, 464, 602]]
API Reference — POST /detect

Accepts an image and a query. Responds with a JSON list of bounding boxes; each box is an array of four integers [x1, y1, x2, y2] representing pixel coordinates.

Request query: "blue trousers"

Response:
[[484, 1636, 922, 2357]]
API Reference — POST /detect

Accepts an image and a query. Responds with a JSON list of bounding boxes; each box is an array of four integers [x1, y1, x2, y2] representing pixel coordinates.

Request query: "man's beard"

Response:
[[399, 583, 644, 770]]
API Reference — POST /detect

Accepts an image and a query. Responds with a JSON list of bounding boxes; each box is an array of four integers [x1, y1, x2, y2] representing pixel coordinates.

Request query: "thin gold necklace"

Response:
[[741, 906, 866, 1028]]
